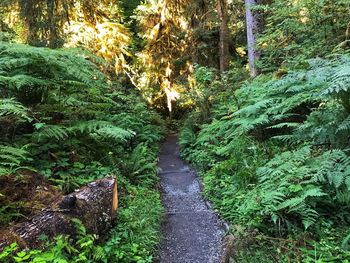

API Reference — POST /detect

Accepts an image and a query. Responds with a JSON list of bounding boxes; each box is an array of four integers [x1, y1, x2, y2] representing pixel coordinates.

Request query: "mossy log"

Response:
[[0, 177, 118, 250]]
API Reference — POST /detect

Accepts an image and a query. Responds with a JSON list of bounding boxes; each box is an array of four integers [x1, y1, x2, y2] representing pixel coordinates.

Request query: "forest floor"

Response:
[[156, 134, 225, 263]]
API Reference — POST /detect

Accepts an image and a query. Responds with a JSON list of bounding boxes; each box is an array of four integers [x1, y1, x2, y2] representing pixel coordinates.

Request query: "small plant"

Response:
[[0, 145, 32, 177], [102, 180, 164, 263]]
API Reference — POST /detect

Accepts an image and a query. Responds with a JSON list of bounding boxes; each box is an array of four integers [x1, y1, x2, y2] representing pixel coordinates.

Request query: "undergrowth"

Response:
[[0, 180, 163, 263], [180, 54, 350, 262], [0, 42, 166, 262]]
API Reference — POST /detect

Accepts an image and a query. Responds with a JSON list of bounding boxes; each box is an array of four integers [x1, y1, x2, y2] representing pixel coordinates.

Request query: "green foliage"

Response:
[[233, 227, 350, 263], [324, 55, 350, 113], [0, 41, 165, 261], [0, 42, 105, 97], [122, 143, 159, 186], [0, 179, 163, 263], [180, 54, 350, 261], [102, 179, 164, 263], [0, 98, 30, 122], [33, 124, 69, 142], [0, 202, 24, 226], [0, 145, 31, 176], [258, 0, 350, 70], [0, 219, 104, 263], [237, 147, 350, 231], [0, 42, 165, 188]]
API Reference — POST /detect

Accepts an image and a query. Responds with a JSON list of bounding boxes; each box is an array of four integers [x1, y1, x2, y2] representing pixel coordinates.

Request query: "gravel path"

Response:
[[156, 134, 225, 263]]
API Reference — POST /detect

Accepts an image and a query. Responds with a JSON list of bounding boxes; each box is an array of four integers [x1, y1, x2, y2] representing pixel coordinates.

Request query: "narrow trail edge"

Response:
[[156, 134, 227, 263]]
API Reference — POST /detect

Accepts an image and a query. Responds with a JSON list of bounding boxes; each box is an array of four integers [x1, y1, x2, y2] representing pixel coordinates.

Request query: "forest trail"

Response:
[[156, 134, 225, 263]]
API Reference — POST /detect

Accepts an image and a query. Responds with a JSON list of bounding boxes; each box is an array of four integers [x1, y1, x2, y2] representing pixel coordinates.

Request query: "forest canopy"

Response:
[[1, 0, 349, 113]]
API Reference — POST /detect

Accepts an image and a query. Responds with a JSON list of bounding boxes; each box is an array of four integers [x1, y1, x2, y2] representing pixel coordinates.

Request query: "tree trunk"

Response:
[[217, 0, 230, 73], [47, 0, 58, 48], [0, 177, 118, 250], [245, 0, 260, 78]]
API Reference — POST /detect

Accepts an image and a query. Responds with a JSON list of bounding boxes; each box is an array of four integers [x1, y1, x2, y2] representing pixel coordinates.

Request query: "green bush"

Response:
[[180, 55, 350, 261], [0, 42, 165, 261]]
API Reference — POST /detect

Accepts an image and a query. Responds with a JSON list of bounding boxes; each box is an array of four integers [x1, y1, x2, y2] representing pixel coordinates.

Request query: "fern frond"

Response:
[[93, 126, 134, 142], [276, 197, 304, 210], [337, 115, 350, 133], [33, 124, 68, 141], [0, 98, 31, 121], [0, 145, 30, 176], [70, 121, 134, 142]]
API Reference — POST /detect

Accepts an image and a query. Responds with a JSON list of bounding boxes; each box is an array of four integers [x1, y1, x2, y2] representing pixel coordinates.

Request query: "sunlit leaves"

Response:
[[134, 0, 192, 109]]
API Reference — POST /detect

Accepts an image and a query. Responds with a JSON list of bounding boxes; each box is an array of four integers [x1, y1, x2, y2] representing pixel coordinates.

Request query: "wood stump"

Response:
[[0, 177, 118, 250]]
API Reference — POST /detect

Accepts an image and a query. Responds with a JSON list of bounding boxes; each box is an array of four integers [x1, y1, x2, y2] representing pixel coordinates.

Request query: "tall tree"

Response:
[[18, 0, 70, 48], [135, 0, 191, 113], [245, 0, 260, 78], [185, 0, 219, 69], [217, 0, 230, 72]]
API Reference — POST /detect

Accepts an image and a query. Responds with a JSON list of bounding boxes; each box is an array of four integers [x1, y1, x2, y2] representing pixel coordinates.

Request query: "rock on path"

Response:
[[156, 134, 225, 263]]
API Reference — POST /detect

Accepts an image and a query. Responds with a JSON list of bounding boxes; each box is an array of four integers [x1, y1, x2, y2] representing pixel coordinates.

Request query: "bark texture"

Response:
[[245, 0, 260, 78], [218, 0, 230, 72], [0, 177, 117, 250]]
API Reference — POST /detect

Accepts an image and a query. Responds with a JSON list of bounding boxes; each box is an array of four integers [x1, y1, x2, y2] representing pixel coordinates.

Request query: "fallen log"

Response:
[[0, 177, 118, 250]]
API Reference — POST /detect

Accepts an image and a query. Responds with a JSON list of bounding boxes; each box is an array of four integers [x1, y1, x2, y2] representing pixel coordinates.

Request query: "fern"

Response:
[[123, 143, 158, 185], [179, 125, 197, 156], [314, 150, 350, 189], [234, 146, 350, 230], [0, 42, 106, 105], [322, 55, 350, 113], [136, 124, 164, 144], [0, 42, 165, 198], [92, 126, 134, 142], [0, 145, 31, 176], [0, 98, 30, 121], [33, 123, 69, 141], [70, 121, 134, 143], [214, 57, 350, 142], [337, 115, 350, 133]]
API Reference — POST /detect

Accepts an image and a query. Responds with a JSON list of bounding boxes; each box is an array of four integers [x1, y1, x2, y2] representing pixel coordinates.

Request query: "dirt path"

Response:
[[156, 134, 225, 263]]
